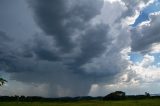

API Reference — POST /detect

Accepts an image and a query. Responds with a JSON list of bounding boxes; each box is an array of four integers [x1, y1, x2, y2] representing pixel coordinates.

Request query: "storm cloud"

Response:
[[28, 0, 104, 53], [0, 0, 129, 97], [1, 0, 160, 97]]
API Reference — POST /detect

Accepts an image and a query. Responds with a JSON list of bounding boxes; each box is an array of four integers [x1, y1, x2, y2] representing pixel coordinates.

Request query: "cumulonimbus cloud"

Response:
[[1, 0, 159, 97]]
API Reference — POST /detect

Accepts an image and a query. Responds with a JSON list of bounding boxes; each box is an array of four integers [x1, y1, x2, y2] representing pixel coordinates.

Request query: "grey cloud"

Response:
[[0, 0, 134, 97], [0, 30, 12, 51], [0, 31, 11, 42], [82, 24, 131, 83], [120, 0, 150, 19], [0, 30, 14, 71], [28, 0, 104, 53], [131, 14, 160, 52], [0, 0, 108, 97], [32, 35, 60, 61], [69, 24, 110, 70], [34, 48, 59, 61], [9, 60, 94, 97]]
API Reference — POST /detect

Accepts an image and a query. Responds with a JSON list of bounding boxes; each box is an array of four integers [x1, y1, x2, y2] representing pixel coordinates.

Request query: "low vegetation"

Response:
[[0, 91, 160, 106], [0, 99, 160, 106]]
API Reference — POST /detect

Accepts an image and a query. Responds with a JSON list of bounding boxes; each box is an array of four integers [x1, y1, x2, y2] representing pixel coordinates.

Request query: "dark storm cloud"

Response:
[[26, 0, 111, 69], [0, 31, 10, 42], [28, 0, 104, 53], [0, 30, 15, 71], [0, 0, 110, 97], [0, 30, 10, 52], [131, 14, 160, 52], [0, 0, 133, 97], [34, 47, 59, 61], [69, 24, 110, 70], [32, 35, 60, 61]]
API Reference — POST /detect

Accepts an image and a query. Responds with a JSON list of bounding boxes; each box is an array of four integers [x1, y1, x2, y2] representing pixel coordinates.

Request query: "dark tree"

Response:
[[145, 92, 150, 97], [0, 78, 7, 86], [103, 91, 126, 100]]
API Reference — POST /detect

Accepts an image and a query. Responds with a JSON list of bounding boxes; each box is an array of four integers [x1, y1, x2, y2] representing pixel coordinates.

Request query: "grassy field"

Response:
[[0, 99, 160, 106]]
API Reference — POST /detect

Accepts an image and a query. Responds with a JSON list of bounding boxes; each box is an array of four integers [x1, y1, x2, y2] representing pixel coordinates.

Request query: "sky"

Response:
[[0, 0, 160, 97]]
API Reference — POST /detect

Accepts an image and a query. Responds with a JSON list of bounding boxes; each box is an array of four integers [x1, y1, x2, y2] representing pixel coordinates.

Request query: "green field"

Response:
[[0, 99, 160, 106]]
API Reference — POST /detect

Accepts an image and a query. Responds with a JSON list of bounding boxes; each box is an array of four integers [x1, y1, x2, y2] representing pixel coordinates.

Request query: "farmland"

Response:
[[0, 99, 160, 106]]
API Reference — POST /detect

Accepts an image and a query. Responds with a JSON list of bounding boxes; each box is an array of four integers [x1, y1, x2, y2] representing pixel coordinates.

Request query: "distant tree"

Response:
[[145, 92, 150, 97], [0, 78, 7, 86], [104, 91, 126, 100]]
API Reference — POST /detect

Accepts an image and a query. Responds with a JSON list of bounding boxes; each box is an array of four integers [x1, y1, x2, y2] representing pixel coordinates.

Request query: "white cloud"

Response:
[[150, 43, 160, 53], [89, 53, 160, 96], [88, 0, 160, 97], [92, 0, 127, 25], [104, 0, 121, 3]]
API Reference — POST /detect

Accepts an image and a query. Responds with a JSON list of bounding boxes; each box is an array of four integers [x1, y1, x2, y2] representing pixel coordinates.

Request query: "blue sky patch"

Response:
[[129, 53, 143, 63], [130, 52, 160, 67], [132, 0, 160, 27], [151, 53, 160, 67]]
